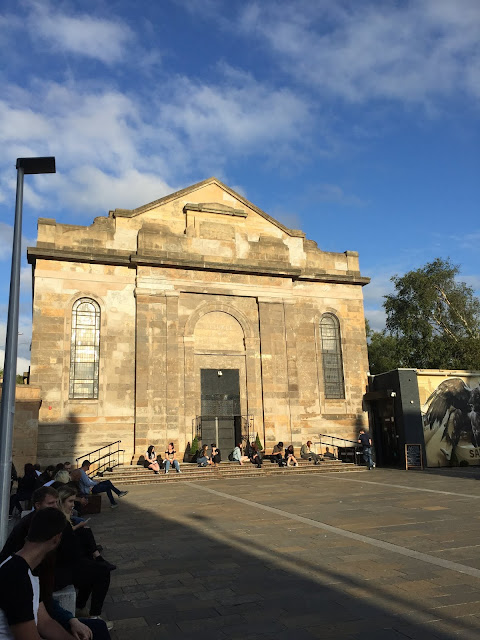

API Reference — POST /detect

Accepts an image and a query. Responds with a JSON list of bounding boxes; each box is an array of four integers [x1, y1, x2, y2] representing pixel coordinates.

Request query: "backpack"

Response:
[[228, 451, 234, 461]]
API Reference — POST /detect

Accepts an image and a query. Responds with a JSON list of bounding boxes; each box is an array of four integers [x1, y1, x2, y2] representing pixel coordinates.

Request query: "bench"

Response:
[[82, 494, 102, 514]]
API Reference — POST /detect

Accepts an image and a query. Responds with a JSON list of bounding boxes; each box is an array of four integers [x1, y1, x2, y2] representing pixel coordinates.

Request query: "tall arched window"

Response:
[[320, 313, 345, 399], [69, 298, 100, 399]]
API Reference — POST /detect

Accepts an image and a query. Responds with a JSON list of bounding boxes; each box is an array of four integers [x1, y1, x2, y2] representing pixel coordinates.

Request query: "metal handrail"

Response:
[[75, 440, 125, 477], [194, 415, 254, 447], [314, 433, 362, 465]]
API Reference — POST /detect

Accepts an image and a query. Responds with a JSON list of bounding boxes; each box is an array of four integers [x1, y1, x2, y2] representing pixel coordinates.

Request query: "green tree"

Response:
[[368, 258, 480, 372], [0, 370, 25, 384], [365, 320, 402, 374]]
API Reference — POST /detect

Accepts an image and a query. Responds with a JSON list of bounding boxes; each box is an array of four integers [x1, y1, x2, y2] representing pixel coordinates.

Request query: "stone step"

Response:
[[95, 461, 366, 485]]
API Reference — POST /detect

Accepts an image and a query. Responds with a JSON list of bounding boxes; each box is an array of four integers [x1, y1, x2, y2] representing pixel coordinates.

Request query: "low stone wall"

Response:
[[0, 384, 42, 471]]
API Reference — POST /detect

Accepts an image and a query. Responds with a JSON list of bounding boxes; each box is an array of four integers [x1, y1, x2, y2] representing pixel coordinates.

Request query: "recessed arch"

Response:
[[184, 300, 255, 340], [194, 311, 245, 352]]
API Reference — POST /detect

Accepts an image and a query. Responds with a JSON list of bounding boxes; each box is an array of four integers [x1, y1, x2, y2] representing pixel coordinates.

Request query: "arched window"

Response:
[[320, 314, 345, 399], [69, 298, 100, 399]]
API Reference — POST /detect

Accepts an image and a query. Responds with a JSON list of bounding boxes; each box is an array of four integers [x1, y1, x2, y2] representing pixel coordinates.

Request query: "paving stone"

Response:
[[94, 470, 480, 639]]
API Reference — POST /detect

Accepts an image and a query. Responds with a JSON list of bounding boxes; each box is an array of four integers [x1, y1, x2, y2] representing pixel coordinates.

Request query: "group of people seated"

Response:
[[230, 440, 337, 468], [4, 457, 131, 637], [143, 442, 183, 474]]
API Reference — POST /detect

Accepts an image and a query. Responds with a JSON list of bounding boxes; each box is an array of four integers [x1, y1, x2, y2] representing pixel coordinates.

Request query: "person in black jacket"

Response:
[[9, 463, 37, 516]]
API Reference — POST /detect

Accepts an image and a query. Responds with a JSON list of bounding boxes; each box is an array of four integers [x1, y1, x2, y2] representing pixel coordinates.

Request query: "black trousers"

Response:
[[56, 559, 111, 616]]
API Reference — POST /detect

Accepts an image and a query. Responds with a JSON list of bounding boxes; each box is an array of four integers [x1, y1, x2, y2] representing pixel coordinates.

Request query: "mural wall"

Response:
[[419, 371, 480, 467]]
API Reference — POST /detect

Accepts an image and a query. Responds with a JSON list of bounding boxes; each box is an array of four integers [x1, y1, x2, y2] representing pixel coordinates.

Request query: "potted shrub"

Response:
[[184, 436, 199, 463]]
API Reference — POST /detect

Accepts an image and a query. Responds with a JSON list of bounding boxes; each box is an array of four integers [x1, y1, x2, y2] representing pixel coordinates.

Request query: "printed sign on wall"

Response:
[[422, 377, 480, 467]]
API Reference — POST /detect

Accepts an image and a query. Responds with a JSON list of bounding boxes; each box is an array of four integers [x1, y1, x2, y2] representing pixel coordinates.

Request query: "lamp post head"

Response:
[[16, 157, 56, 175]]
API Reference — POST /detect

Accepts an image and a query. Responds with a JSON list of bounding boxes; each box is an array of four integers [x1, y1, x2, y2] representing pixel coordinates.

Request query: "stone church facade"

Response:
[[27, 178, 370, 465]]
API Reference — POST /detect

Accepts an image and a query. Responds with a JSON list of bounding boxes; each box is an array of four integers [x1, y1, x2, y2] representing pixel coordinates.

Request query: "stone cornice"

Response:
[[183, 202, 247, 217], [27, 246, 370, 286]]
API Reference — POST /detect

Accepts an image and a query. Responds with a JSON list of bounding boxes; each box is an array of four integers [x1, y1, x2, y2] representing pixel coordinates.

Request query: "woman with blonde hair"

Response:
[[55, 486, 114, 625], [51, 469, 71, 489]]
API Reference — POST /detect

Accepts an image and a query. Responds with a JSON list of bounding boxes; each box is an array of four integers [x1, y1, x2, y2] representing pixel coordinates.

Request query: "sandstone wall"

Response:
[[0, 384, 41, 471], [29, 177, 369, 464]]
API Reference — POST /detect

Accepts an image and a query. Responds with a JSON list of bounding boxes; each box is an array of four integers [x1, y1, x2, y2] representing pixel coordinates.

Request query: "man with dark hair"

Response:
[[78, 461, 127, 509], [0, 508, 72, 639], [0, 487, 59, 564], [1, 487, 111, 638], [271, 441, 284, 466], [358, 429, 374, 470], [36, 465, 55, 489]]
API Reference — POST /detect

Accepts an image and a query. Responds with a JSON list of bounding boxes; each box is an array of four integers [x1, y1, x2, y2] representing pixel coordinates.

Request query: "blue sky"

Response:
[[1, 0, 480, 372]]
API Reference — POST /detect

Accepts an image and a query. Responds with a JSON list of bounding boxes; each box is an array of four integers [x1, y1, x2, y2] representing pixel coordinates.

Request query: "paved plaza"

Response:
[[88, 468, 480, 639]]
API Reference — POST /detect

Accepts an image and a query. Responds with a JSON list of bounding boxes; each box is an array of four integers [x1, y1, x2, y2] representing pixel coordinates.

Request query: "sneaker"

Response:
[[89, 616, 113, 630], [165, 469, 169, 474], [117, 491, 128, 498], [110, 503, 118, 509]]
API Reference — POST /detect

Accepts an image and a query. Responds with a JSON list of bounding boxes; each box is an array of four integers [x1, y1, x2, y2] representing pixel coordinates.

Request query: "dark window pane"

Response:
[[69, 298, 100, 399], [320, 314, 345, 399]]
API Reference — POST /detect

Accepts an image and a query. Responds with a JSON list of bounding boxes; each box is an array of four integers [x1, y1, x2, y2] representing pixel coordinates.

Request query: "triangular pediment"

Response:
[[110, 177, 305, 238]]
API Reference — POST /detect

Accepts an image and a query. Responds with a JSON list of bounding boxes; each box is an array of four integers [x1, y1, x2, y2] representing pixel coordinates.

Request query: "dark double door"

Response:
[[200, 369, 241, 453]]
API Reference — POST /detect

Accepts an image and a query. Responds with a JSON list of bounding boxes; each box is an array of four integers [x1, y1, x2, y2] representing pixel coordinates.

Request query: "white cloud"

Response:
[[26, 1, 134, 64], [0, 317, 32, 374], [56, 166, 173, 213], [160, 70, 311, 153], [238, 0, 480, 105], [0, 67, 311, 215]]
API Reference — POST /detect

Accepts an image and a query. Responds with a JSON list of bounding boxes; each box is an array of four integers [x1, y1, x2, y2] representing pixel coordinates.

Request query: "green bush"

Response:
[[255, 432, 263, 451], [191, 436, 199, 455]]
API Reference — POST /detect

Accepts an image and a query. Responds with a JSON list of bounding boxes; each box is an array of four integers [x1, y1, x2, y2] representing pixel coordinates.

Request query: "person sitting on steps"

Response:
[[285, 445, 298, 467], [323, 446, 336, 460], [270, 441, 284, 466], [232, 442, 249, 465], [300, 441, 321, 465], [249, 442, 263, 468], [210, 443, 221, 466], [197, 444, 212, 467], [145, 445, 160, 474], [78, 460, 128, 509], [164, 442, 181, 473]]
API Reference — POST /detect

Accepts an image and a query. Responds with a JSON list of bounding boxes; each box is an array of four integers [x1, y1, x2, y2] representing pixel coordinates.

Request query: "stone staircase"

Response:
[[96, 458, 366, 486]]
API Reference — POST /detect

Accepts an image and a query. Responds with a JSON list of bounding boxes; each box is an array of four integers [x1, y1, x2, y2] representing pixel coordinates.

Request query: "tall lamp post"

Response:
[[0, 157, 56, 547]]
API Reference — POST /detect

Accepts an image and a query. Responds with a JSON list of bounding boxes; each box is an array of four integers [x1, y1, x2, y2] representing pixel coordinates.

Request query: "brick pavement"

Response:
[[85, 468, 480, 639]]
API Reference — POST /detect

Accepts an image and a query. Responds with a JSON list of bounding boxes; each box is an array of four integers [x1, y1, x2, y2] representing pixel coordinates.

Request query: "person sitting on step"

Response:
[[210, 443, 221, 466], [145, 445, 160, 474], [323, 446, 336, 460], [300, 441, 321, 465], [285, 445, 298, 467], [249, 442, 263, 468], [197, 444, 212, 467], [232, 442, 249, 466], [78, 460, 128, 509], [270, 441, 284, 466], [164, 442, 181, 473]]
